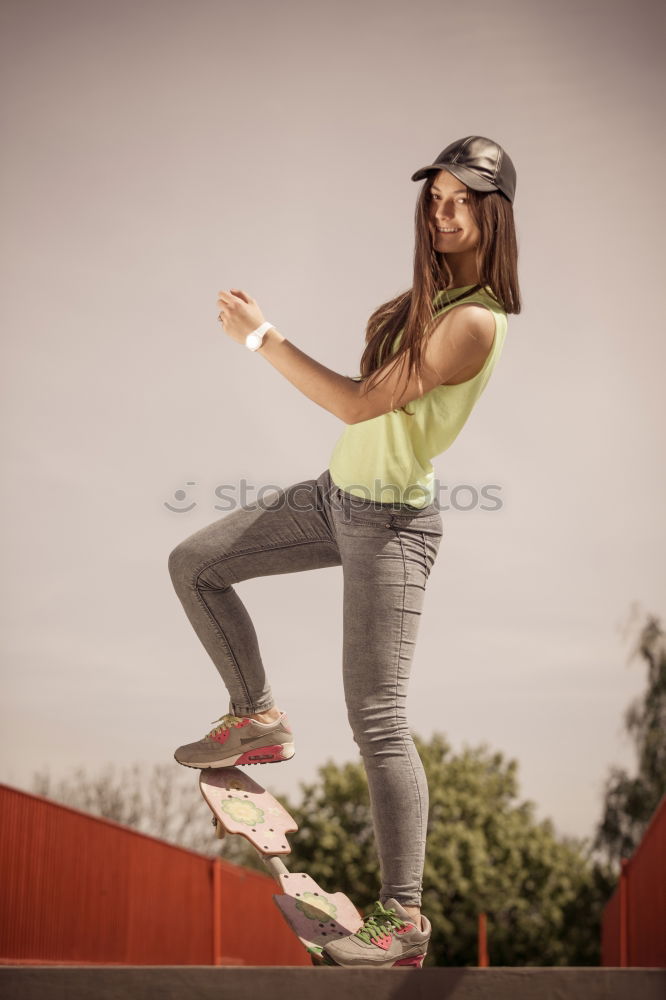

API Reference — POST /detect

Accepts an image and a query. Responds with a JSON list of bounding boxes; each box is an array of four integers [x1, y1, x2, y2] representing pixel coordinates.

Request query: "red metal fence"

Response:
[[0, 783, 309, 966], [4, 781, 664, 967], [601, 790, 666, 967]]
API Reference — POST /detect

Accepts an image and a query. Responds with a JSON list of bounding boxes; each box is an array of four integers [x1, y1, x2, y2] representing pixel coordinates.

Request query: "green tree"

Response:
[[32, 732, 625, 966], [277, 734, 616, 967], [592, 612, 666, 865]]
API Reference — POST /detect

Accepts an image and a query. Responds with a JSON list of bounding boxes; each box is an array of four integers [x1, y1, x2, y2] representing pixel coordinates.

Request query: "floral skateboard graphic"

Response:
[[272, 872, 364, 959], [199, 765, 297, 853], [199, 767, 363, 963]]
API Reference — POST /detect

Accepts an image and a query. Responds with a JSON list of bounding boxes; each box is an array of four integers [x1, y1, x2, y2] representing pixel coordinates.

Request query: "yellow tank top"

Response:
[[328, 283, 508, 508]]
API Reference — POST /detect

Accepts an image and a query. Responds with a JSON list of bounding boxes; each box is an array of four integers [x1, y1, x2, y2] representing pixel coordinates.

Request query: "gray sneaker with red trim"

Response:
[[173, 711, 295, 768], [321, 898, 431, 968]]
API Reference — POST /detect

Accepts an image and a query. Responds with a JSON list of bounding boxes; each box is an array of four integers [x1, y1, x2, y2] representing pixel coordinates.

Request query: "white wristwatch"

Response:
[[246, 321, 274, 352]]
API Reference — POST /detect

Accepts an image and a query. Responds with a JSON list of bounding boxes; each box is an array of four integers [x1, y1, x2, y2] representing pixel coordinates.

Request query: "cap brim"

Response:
[[410, 162, 498, 192]]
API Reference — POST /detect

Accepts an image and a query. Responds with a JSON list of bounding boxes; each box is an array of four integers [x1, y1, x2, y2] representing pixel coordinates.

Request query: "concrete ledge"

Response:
[[1, 966, 665, 1000]]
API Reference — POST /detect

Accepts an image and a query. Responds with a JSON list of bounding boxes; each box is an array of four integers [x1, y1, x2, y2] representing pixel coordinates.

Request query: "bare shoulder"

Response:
[[436, 302, 495, 345], [432, 303, 497, 386]]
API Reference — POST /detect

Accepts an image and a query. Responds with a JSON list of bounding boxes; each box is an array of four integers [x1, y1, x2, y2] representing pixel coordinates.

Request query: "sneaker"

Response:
[[321, 898, 431, 968], [173, 711, 295, 769]]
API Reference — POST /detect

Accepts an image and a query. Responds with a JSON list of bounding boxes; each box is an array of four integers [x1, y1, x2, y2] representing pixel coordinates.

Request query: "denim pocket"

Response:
[[335, 489, 443, 537], [343, 511, 442, 532]]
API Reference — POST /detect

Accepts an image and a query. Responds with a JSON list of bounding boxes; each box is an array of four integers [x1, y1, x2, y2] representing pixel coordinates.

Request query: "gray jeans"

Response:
[[168, 467, 443, 907]]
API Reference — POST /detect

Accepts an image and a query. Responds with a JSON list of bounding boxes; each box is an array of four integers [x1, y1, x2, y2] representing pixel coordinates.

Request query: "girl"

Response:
[[168, 134, 520, 968]]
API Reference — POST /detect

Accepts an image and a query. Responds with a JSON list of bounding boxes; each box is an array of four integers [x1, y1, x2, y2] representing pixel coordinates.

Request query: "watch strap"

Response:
[[245, 321, 274, 351]]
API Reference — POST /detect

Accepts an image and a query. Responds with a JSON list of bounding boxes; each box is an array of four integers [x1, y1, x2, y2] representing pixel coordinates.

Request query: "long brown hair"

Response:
[[355, 177, 521, 415]]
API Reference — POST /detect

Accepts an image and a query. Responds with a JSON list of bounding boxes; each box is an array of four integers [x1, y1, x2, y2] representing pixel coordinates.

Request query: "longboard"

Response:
[[199, 766, 363, 964]]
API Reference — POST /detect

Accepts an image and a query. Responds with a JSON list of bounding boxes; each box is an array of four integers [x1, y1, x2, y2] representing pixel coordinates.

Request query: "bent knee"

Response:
[[167, 540, 199, 586], [168, 541, 232, 592]]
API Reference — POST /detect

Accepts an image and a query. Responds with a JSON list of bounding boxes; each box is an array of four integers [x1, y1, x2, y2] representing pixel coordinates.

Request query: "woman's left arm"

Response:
[[217, 288, 358, 424]]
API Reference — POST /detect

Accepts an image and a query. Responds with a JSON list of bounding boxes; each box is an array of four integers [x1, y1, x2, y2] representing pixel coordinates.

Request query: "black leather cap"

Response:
[[411, 135, 516, 203]]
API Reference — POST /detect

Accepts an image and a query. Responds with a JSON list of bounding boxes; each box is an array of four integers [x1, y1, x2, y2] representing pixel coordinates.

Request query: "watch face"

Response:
[[247, 333, 261, 350]]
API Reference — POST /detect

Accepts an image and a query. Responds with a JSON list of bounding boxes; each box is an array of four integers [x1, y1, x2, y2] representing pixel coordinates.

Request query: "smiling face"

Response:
[[428, 169, 481, 255]]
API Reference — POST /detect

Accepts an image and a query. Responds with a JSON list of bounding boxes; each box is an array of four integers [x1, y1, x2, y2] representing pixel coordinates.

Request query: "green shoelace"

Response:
[[207, 712, 244, 738], [354, 901, 406, 944]]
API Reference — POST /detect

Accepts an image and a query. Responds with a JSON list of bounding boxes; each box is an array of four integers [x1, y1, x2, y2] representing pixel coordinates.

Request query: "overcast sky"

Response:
[[1, 0, 664, 851]]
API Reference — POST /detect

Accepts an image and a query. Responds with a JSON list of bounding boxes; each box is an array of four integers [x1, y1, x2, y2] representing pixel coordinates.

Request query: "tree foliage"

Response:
[[35, 606, 666, 970], [31, 741, 616, 965], [278, 734, 616, 966], [592, 613, 666, 865]]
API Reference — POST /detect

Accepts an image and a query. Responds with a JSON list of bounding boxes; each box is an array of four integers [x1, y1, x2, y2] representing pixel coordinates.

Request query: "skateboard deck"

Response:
[[199, 766, 363, 964], [199, 766, 297, 854], [273, 872, 364, 958]]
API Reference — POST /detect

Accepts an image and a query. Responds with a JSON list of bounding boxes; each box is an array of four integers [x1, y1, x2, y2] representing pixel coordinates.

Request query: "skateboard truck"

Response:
[[199, 766, 363, 964]]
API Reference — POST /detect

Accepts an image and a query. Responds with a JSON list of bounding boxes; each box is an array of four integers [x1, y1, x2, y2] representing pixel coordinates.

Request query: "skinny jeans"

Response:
[[167, 467, 444, 907]]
